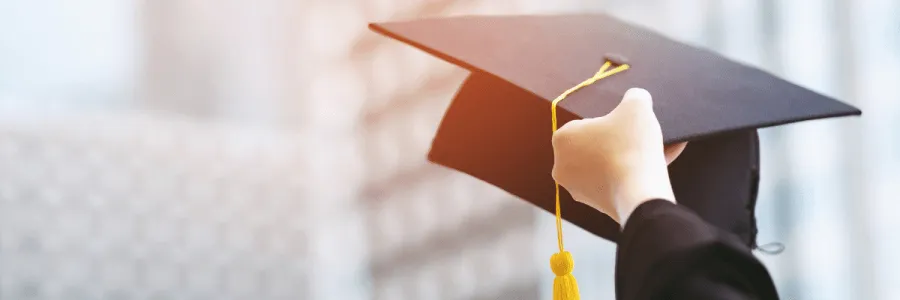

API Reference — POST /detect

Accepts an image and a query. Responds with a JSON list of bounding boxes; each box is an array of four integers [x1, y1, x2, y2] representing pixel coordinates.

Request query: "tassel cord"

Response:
[[549, 61, 630, 300]]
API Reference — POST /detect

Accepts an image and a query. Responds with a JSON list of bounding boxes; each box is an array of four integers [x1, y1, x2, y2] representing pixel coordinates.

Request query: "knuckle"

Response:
[[551, 159, 574, 181], [554, 119, 587, 143], [557, 119, 582, 132], [551, 166, 569, 184], [551, 129, 571, 148]]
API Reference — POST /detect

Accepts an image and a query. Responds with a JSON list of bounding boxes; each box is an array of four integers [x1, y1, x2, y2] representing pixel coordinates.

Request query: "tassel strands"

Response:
[[551, 251, 579, 300]]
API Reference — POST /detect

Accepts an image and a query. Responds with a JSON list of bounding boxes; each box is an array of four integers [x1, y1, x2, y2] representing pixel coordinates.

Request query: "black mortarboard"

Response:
[[368, 14, 861, 248]]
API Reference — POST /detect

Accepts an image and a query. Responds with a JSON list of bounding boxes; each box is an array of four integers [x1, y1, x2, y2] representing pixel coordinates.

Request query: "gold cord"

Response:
[[550, 61, 630, 252]]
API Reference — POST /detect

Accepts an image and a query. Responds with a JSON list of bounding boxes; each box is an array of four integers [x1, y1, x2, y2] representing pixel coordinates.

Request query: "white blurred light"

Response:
[[307, 63, 368, 133], [368, 47, 403, 106], [303, 2, 366, 62]]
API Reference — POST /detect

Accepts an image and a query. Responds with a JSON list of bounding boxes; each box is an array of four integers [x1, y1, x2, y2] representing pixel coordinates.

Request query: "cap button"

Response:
[[604, 53, 629, 65]]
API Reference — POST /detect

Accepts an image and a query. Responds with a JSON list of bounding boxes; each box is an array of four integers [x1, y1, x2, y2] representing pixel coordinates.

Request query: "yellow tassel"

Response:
[[548, 61, 629, 300], [551, 251, 580, 300]]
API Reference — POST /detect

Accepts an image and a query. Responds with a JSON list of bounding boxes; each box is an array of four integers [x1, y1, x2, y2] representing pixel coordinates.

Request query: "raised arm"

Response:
[[551, 88, 779, 300]]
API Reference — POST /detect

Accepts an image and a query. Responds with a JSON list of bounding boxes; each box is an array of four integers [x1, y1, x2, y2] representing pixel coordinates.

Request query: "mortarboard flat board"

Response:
[[368, 14, 861, 247]]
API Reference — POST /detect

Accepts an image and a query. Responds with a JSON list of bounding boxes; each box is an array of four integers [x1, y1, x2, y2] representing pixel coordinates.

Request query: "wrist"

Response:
[[614, 167, 676, 226]]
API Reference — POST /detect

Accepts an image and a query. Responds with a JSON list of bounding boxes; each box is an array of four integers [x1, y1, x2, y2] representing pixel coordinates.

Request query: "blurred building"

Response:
[[0, 113, 317, 299], [350, 1, 547, 299]]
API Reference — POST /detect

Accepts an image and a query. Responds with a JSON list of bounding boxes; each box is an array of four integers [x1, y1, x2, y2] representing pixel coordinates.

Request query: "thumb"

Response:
[[606, 87, 655, 119]]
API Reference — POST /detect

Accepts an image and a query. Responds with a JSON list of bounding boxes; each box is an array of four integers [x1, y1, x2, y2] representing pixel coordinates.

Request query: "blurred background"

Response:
[[0, 0, 897, 299]]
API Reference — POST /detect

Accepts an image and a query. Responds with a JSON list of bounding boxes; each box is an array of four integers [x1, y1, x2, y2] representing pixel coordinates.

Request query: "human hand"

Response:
[[551, 88, 687, 225]]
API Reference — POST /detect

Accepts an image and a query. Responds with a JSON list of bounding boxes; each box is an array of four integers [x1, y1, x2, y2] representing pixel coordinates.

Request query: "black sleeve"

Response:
[[615, 199, 780, 300]]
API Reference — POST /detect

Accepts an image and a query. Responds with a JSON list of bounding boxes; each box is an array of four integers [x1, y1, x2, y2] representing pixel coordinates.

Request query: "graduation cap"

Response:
[[368, 14, 861, 298]]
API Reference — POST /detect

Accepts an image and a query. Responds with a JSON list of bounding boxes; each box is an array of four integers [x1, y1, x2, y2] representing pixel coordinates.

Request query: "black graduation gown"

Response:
[[615, 199, 781, 300]]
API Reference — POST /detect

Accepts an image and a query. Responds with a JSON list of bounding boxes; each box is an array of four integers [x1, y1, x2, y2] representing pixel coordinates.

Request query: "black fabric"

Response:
[[616, 199, 780, 300], [369, 15, 861, 144], [667, 130, 761, 247]]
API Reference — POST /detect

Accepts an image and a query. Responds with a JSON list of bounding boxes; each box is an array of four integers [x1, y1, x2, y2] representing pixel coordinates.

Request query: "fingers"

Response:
[[553, 87, 655, 151], [556, 87, 651, 133], [552, 87, 659, 181], [551, 121, 579, 182], [622, 87, 653, 109], [551, 118, 594, 184], [664, 142, 688, 165], [552, 118, 589, 147], [607, 87, 655, 120]]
